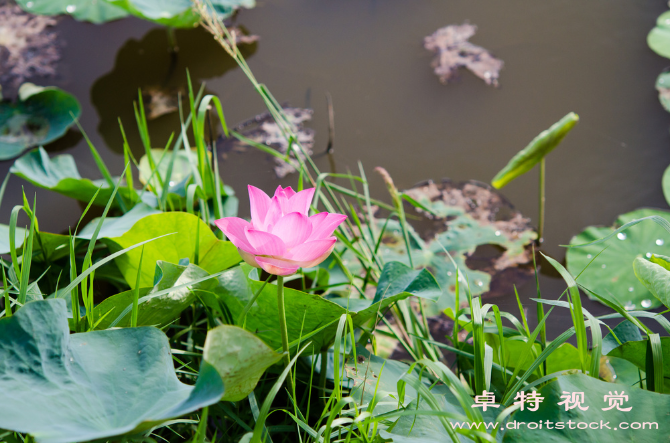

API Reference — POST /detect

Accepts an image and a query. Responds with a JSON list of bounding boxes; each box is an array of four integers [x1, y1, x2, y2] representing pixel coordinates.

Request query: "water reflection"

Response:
[[91, 25, 257, 156]]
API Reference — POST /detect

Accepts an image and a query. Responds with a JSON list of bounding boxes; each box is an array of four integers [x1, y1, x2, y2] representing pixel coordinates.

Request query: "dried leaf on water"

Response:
[[0, 0, 61, 95], [423, 23, 503, 86], [219, 106, 315, 178]]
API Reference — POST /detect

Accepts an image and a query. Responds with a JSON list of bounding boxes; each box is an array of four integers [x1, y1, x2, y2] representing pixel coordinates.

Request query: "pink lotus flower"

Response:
[[215, 185, 347, 276]]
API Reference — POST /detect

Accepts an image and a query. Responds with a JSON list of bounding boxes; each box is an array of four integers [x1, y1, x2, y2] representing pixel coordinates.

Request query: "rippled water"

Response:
[[2, 0, 670, 336]]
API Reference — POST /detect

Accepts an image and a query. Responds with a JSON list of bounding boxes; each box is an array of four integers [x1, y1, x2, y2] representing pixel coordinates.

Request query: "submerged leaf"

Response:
[[347, 180, 537, 314], [491, 112, 579, 189], [221, 106, 315, 178], [203, 325, 282, 402], [566, 208, 670, 310], [0, 299, 223, 443], [423, 23, 503, 86], [0, 3, 61, 94], [0, 84, 80, 160]]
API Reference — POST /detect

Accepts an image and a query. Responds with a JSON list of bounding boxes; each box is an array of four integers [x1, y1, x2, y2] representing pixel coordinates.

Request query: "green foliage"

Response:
[[633, 254, 670, 308], [608, 337, 670, 390], [89, 260, 219, 329], [648, 11, 670, 59], [0, 299, 224, 443], [504, 374, 670, 442], [11, 147, 139, 207], [567, 208, 670, 310], [105, 211, 241, 287], [203, 325, 282, 402], [216, 261, 440, 353], [491, 112, 579, 189], [0, 84, 80, 160]]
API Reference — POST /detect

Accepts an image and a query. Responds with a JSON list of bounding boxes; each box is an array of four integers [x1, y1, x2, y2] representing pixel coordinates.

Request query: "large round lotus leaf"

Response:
[[204, 325, 282, 402], [107, 0, 255, 27], [0, 299, 224, 443], [0, 83, 81, 160], [105, 211, 241, 287], [15, 0, 129, 23], [566, 208, 670, 310], [648, 11, 670, 59], [503, 373, 670, 442]]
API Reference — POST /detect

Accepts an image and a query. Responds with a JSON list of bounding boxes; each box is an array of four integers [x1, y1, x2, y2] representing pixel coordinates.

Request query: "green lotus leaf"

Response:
[[566, 208, 670, 310], [215, 260, 440, 353], [503, 373, 670, 442], [15, 0, 129, 23], [656, 71, 670, 113], [0, 84, 81, 160], [648, 11, 670, 59], [607, 337, 670, 390], [105, 211, 241, 287], [0, 299, 223, 443], [11, 147, 140, 207], [106, 0, 255, 28], [203, 325, 282, 402]]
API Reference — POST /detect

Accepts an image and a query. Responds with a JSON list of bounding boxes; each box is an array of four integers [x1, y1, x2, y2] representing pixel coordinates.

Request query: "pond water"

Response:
[[2, 0, 670, 337]]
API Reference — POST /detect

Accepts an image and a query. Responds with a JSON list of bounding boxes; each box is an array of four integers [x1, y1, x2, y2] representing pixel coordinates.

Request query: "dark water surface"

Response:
[[2, 0, 670, 337]]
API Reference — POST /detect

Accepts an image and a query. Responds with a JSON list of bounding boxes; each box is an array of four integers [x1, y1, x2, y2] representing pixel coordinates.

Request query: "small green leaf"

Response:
[[633, 256, 670, 309], [203, 325, 282, 402], [648, 11, 670, 59], [107, 0, 255, 27], [491, 112, 579, 189], [0, 84, 81, 160], [607, 337, 670, 392], [374, 261, 442, 303]]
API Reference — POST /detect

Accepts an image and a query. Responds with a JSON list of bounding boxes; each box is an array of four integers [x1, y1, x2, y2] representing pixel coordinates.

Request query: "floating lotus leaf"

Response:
[[106, 0, 255, 28], [503, 373, 670, 442], [15, 0, 128, 24], [0, 299, 224, 443], [656, 71, 670, 113], [566, 208, 670, 310], [0, 84, 80, 160]]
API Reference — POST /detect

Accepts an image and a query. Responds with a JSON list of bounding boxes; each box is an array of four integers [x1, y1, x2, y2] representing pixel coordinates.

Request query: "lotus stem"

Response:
[[538, 158, 546, 244], [277, 276, 290, 366]]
